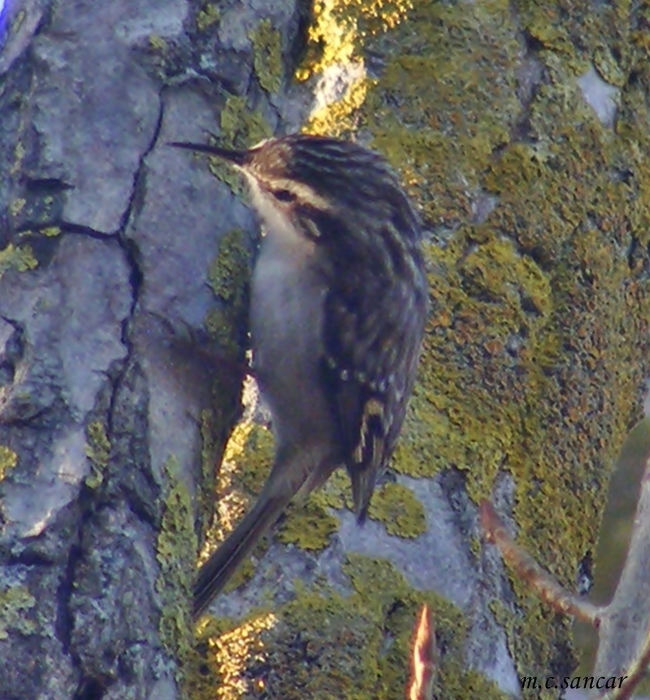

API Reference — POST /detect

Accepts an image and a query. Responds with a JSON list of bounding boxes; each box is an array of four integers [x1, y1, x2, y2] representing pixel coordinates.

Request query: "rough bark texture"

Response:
[[1, 1, 649, 700]]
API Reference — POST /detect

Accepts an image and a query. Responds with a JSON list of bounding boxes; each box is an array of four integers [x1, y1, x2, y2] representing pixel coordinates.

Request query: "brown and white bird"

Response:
[[169, 134, 429, 619]]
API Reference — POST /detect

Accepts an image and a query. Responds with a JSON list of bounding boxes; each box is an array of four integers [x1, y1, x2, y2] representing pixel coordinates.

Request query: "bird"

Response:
[[169, 133, 429, 619]]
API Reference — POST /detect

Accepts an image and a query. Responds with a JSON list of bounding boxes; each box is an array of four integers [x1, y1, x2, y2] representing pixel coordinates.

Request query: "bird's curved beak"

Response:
[[168, 141, 250, 167]]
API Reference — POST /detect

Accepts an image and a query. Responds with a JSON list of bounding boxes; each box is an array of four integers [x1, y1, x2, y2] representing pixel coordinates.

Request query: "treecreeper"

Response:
[[169, 134, 429, 619]]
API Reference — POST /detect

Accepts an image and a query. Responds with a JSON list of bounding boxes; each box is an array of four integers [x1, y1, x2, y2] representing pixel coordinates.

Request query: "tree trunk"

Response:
[[1, 1, 648, 699]]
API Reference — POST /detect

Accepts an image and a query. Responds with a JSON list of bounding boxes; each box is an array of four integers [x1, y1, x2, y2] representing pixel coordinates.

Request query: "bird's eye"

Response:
[[271, 188, 296, 202]]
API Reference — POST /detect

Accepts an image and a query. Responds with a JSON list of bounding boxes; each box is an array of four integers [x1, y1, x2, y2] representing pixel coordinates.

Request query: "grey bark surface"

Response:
[[0, 0, 298, 697]]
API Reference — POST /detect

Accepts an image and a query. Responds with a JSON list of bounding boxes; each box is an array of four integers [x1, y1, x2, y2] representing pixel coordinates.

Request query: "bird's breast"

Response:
[[250, 231, 331, 446]]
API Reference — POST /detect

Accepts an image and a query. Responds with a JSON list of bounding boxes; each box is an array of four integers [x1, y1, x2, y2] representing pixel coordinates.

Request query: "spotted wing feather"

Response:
[[319, 213, 428, 521]]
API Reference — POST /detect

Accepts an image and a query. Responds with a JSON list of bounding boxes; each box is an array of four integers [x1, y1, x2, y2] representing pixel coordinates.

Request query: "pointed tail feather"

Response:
[[350, 466, 376, 524], [193, 487, 294, 620]]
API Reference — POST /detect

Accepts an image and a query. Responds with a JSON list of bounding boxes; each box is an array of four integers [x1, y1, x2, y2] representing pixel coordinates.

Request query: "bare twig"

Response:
[[480, 501, 602, 625], [408, 604, 437, 700]]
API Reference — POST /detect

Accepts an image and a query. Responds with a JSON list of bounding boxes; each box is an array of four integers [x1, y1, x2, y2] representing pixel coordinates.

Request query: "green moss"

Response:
[[84, 421, 110, 490], [0, 244, 37, 278], [0, 446, 18, 481], [0, 586, 36, 640], [367, 482, 426, 538], [196, 3, 220, 32], [156, 457, 197, 681], [250, 19, 283, 94]]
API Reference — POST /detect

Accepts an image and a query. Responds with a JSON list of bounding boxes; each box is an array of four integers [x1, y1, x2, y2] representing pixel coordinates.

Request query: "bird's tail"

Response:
[[192, 483, 295, 620], [350, 465, 377, 524]]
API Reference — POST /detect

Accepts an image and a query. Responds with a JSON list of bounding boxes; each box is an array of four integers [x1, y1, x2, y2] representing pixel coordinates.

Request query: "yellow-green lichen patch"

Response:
[[148, 34, 167, 52], [11, 10, 26, 34], [203, 308, 239, 363], [156, 457, 196, 679], [391, 82, 645, 670], [0, 244, 37, 278], [0, 446, 18, 481], [364, 1, 520, 226], [205, 227, 252, 360], [39, 226, 61, 237], [9, 198, 25, 219], [277, 498, 338, 551], [84, 421, 110, 490], [297, 0, 417, 135], [267, 582, 380, 699], [207, 228, 251, 305], [393, 233, 539, 503], [490, 596, 576, 698], [367, 482, 426, 538], [0, 585, 36, 640], [10, 141, 26, 176], [198, 408, 219, 529], [219, 422, 274, 505], [316, 2, 520, 211], [312, 467, 353, 511], [484, 59, 646, 584], [220, 96, 272, 149], [296, 1, 356, 83], [196, 3, 220, 32], [301, 0, 650, 680], [208, 96, 273, 195], [196, 421, 275, 594], [291, 468, 428, 542], [298, 0, 414, 83], [188, 609, 278, 700], [514, 0, 643, 81], [250, 19, 283, 94], [195, 418, 277, 596], [190, 557, 504, 700], [344, 556, 507, 699], [458, 237, 552, 319], [299, 0, 522, 223]]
